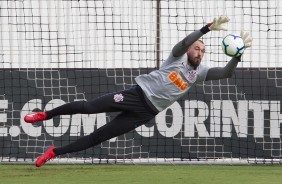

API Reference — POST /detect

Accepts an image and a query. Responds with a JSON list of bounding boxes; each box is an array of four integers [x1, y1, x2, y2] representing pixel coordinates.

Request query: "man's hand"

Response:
[[208, 16, 230, 31], [241, 31, 252, 48]]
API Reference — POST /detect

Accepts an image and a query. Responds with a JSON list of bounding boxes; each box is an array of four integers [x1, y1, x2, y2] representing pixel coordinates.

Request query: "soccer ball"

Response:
[[221, 34, 246, 57]]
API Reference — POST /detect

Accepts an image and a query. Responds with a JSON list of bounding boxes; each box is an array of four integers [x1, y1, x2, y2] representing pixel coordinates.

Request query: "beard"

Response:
[[188, 57, 201, 68]]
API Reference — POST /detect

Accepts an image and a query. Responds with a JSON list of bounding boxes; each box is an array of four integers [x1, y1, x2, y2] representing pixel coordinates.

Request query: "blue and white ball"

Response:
[[221, 34, 246, 57]]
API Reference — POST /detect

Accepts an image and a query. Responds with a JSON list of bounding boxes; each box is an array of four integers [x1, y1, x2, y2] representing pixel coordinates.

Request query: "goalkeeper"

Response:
[[24, 16, 252, 167]]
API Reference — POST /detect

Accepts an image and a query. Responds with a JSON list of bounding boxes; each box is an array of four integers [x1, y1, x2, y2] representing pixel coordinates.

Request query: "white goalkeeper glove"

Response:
[[208, 16, 230, 31], [240, 31, 252, 48]]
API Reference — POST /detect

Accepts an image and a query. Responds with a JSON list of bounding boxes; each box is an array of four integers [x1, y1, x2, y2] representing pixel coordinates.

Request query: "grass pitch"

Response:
[[0, 164, 282, 184]]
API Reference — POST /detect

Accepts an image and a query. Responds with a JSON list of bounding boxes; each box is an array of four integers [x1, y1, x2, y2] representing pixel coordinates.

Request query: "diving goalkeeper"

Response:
[[24, 16, 252, 167]]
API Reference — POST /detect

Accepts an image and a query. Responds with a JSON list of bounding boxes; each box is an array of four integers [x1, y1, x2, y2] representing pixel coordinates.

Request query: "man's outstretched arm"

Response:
[[205, 56, 241, 81], [171, 30, 205, 57], [205, 31, 252, 81], [172, 16, 230, 57]]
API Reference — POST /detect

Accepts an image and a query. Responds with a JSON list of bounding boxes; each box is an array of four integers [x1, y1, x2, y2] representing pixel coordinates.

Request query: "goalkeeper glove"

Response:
[[236, 31, 252, 60], [240, 31, 252, 48], [208, 16, 230, 31]]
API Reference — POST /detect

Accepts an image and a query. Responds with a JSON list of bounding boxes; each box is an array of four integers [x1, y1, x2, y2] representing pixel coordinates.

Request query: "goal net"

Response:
[[0, 0, 282, 164]]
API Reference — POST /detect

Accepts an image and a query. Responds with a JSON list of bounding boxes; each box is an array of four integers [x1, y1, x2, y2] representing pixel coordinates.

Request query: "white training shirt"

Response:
[[135, 52, 210, 112]]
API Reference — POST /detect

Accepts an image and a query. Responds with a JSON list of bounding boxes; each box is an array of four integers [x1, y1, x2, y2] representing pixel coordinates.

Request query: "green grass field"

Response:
[[1, 164, 282, 184]]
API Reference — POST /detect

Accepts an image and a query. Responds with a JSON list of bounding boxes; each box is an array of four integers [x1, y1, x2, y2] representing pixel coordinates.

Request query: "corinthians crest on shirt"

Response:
[[187, 70, 198, 83]]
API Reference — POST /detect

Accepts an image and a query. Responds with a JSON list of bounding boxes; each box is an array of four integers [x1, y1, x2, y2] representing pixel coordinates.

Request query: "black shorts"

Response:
[[87, 85, 159, 118]]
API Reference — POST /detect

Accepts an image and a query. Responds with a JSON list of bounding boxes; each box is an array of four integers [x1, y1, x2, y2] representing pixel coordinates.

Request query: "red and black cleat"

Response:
[[36, 146, 57, 167], [24, 112, 47, 123]]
